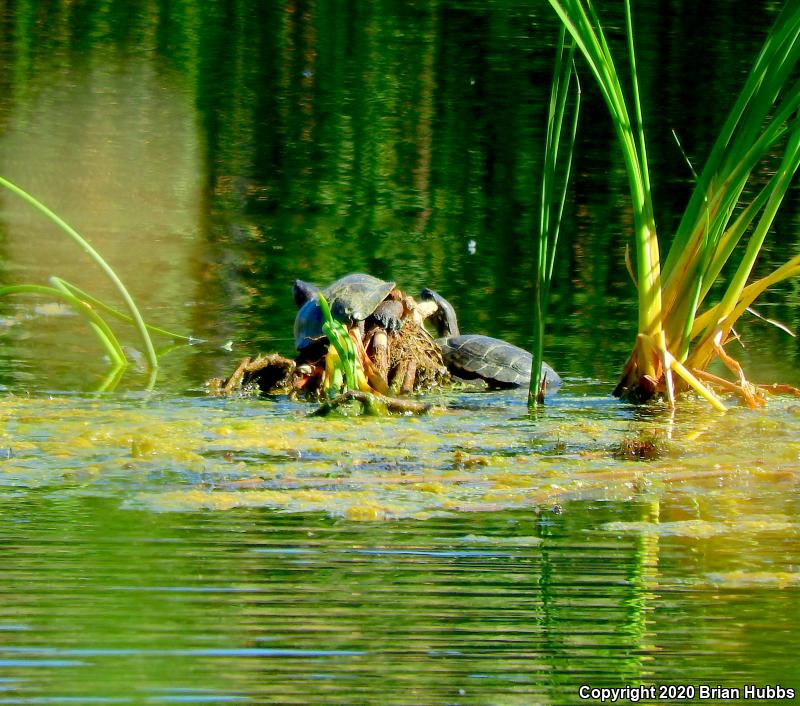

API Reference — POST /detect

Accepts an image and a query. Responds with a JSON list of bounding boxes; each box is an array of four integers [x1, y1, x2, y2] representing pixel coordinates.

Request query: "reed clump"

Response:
[[548, 0, 800, 410]]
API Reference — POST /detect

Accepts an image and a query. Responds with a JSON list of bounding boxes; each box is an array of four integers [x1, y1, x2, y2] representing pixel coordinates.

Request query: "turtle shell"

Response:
[[293, 273, 396, 351], [440, 334, 561, 390], [322, 273, 396, 325]]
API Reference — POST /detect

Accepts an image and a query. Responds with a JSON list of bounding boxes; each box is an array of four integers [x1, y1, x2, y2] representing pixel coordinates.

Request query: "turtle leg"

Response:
[[371, 300, 405, 332]]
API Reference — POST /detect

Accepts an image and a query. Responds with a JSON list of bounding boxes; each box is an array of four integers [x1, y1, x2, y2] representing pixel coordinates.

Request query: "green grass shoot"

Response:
[[530, 27, 580, 407], [318, 293, 360, 394], [549, 0, 800, 409]]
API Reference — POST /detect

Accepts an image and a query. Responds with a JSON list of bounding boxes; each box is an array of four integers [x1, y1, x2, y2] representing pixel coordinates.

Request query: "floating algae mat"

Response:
[[2, 385, 799, 524]]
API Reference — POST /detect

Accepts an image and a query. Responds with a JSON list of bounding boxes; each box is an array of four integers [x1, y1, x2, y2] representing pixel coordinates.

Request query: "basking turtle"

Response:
[[419, 288, 561, 391], [292, 273, 400, 354]]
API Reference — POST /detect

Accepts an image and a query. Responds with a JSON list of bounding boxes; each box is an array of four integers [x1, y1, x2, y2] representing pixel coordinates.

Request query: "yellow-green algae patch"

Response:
[[602, 518, 797, 537], [141, 487, 422, 521], [2, 393, 799, 528]]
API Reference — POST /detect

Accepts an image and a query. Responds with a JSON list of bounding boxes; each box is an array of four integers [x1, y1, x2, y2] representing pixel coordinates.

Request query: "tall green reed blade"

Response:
[[530, 27, 580, 407], [688, 121, 800, 368], [548, 0, 662, 342], [0, 176, 158, 369], [55, 279, 193, 342], [663, 1, 800, 282]]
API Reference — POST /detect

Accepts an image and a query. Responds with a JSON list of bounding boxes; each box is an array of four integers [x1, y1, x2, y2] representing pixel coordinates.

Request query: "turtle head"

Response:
[[292, 279, 319, 309], [330, 298, 356, 324], [419, 288, 460, 338]]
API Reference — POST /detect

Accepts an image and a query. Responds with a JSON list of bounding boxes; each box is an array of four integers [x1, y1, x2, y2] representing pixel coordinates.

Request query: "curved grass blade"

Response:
[[0, 283, 127, 366], [0, 176, 159, 369], [548, 0, 662, 343], [52, 279, 193, 341], [93, 362, 128, 394]]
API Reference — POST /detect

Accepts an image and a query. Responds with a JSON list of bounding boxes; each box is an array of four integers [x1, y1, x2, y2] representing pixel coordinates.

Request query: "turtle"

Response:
[[419, 288, 562, 391], [292, 273, 401, 354]]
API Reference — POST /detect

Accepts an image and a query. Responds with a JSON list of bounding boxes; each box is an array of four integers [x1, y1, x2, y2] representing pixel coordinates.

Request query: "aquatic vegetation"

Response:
[[318, 292, 364, 395], [530, 28, 580, 407], [4, 391, 799, 522], [611, 428, 668, 461], [310, 389, 431, 417], [549, 0, 800, 409], [0, 177, 190, 378], [207, 353, 297, 396]]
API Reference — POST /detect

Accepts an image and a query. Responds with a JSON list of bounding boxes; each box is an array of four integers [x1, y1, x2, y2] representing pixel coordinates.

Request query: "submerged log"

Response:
[[310, 390, 431, 417], [207, 353, 296, 395]]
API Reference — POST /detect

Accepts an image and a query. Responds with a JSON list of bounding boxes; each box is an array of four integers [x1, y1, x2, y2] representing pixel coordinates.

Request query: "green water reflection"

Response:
[[1, 495, 798, 704]]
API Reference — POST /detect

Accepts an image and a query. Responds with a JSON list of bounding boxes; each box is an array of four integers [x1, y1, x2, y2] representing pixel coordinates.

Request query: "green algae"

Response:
[[2, 391, 798, 529], [602, 518, 798, 538]]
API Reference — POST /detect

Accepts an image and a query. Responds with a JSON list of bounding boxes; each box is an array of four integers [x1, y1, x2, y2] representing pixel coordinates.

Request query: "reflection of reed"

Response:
[[628, 499, 661, 680], [412, 3, 437, 233]]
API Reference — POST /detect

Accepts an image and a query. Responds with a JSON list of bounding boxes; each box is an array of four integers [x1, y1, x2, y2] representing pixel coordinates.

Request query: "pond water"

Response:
[[1, 1, 799, 703]]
